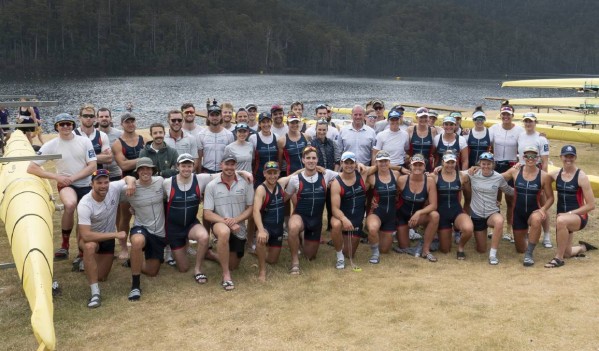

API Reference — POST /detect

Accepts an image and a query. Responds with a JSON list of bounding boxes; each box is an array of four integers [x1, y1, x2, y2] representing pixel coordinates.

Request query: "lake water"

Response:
[[1, 75, 577, 132]]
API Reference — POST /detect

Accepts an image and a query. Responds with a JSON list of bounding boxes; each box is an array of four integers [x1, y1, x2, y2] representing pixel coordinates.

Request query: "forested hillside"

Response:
[[0, 0, 597, 77]]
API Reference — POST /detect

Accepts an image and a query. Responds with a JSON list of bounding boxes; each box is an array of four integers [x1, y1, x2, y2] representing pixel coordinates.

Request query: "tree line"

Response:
[[0, 0, 597, 78]]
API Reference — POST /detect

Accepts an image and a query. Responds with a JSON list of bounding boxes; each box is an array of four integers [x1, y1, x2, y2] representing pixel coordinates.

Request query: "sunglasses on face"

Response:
[[81, 114, 95, 118], [58, 122, 74, 127], [184, 111, 195, 115], [170, 119, 183, 123], [374, 106, 384, 110], [523, 154, 538, 159]]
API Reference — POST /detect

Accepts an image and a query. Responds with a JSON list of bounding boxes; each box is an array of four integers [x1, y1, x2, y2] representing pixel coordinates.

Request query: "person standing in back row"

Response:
[[197, 102, 234, 173], [337, 105, 376, 165]]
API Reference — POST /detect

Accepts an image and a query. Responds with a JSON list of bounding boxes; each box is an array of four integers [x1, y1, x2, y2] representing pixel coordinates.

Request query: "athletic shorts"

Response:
[[342, 224, 364, 238], [471, 213, 498, 232], [16, 119, 36, 133], [57, 185, 92, 203], [438, 206, 465, 230], [167, 219, 200, 250], [512, 207, 537, 231], [266, 226, 284, 248], [96, 238, 115, 255], [297, 213, 323, 242], [396, 205, 423, 227], [130, 226, 166, 262], [371, 208, 397, 232], [229, 235, 247, 258], [559, 213, 588, 232], [495, 161, 517, 187]]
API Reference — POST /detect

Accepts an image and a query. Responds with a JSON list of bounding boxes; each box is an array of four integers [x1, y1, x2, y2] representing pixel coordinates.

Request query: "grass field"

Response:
[[1, 137, 599, 350]]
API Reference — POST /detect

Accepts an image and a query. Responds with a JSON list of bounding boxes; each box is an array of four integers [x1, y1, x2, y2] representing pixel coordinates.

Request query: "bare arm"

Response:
[[252, 187, 268, 245], [330, 179, 354, 231], [79, 224, 126, 243], [112, 139, 137, 172]]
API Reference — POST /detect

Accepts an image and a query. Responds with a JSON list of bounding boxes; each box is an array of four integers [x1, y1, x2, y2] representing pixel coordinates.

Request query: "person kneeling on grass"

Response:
[[545, 145, 597, 268], [253, 161, 294, 282], [329, 152, 372, 269], [203, 154, 254, 291], [78, 169, 135, 308]]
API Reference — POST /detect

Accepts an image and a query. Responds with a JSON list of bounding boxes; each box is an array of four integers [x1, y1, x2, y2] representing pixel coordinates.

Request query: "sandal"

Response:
[[221, 280, 235, 291], [87, 294, 101, 309], [369, 255, 380, 264], [289, 264, 301, 275], [194, 273, 208, 284], [579, 241, 598, 251], [456, 251, 466, 260], [423, 252, 438, 262], [544, 258, 565, 268]]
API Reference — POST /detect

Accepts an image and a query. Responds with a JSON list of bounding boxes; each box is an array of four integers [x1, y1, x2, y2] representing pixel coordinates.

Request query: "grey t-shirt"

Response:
[[78, 180, 126, 233], [223, 141, 254, 172], [203, 176, 254, 240], [123, 176, 166, 237], [103, 127, 123, 177], [467, 170, 514, 218]]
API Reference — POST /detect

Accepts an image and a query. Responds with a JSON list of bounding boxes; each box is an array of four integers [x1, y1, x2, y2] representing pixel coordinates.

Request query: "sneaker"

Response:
[[523, 256, 535, 267], [54, 247, 69, 260], [502, 233, 514, 243], [335, 259, 345, 270], [409, 229, 422, 240], [186, 246, 197, 256], [542, 238, 553, 248], [52, 281, 61, 297], [164, 252, 176, 266], [72, 257, 84, 272], [87, 294, 101, 308], [487, 231, 492, 239], [369, 254, 380, 264], [488, 256, 499, 265], [128, 288, 141, 301], [453, 231, 461, 245]]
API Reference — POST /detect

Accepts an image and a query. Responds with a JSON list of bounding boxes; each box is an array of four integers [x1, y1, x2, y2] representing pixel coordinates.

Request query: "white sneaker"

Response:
[[488, 256, 499, 265], [502, 233, 514, 243], [542, 237, 553, 248], [335, 259, 345, 270], [409, 229, 422, 240]]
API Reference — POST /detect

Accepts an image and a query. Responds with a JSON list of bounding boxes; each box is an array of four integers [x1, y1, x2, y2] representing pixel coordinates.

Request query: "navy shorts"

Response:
[[471, 213, 498, 232], [96, 238, 115, 255], [438, 206, 464, 230], [58, 185, 92, 203], [512, 207, 537, 231], [342, 225, 364, 238], [130, 226, 166, 262], [396, 205, 420, 227], [371, 208, 397, 232], [167, 219, 200, 250], [297, 213, 323, 242], [495, 161, 517, 187], [266, 225, 285, 248], [229, 235, 247, 258]]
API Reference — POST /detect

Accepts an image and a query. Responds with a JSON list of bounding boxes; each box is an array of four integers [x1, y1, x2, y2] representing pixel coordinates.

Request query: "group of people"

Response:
[[25, 99, 596, 309]]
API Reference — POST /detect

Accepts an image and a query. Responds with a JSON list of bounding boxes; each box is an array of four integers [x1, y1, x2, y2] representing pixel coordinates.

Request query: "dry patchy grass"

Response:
[[1, 138, 599, 350]]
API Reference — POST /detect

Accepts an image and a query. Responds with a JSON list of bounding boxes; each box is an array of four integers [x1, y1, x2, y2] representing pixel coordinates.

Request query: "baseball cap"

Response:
[[443, 116, 457, 124], [258, 112, 272, 121], [341, 151, 357, 162], [522, 112, 537, 121], [91, 169, 110, 181], [177, 153, 195, 164], [235, 123, 250, 131], [449, 111, 463, 119], [222, 153, 237, 163], [270, 104, 284, 113], [120, 113, 136, 122], [416, 107, 429, 118], [208, 104, 221, 114], [560, 145, 577, 156], [391, 104, 405, 111], [500, 106, 514, 115], [54, 113, 76, 131], [287, 114, 301, 122], [388, 110, 403, 119], [428, 110, 439, 118], [442, 152, 457, 162], [472, 111, 486, 120], [135, 157, 156, 172], [245, 103, 257, 111], [372, 99, 384, 107], [375, 150, 391, 161], [264, 161, 279, 171], [411, 154, 426, 164], [523, 146, 539, 154]]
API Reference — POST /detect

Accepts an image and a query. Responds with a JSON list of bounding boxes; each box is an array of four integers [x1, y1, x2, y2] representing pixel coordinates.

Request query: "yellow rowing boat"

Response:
[[0, 130, 56, 351], [502, 78, 599, 91]]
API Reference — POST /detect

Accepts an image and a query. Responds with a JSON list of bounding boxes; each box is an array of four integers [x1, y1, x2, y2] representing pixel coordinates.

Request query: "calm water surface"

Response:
[[1, 75, 576, 132]]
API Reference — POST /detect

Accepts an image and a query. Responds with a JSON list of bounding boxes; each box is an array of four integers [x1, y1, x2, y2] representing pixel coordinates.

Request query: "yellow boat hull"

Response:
[[0, 131, 56, 351], [502, 78, 599, 90]]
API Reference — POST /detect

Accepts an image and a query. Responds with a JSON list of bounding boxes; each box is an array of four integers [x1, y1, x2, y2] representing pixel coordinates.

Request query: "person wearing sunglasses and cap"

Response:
[[466, 107, 493, 169], [374, 105, 408, 134], [488, 104, 523, 243], [498, 146, 554, 266], [373, 109, 410, 169], [365, 108, 378, 129], [545, 145, 597, 268], [252, 161, 295, 282], [28, 113, 97, 261], [408, 107, 438, 172], [427, 110, 443, 134], [449, 111, 467, 136], [431, 151, 474, 259], [432, 115, 468, 170], [464, 152, 514, 265], [394, 153, 440, 262], [78, 169, 135, 308]]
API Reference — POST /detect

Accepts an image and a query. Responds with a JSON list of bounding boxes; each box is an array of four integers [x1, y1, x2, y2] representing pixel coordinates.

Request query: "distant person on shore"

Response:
[[112, 113, 147, 259], [27, 113, 97, 260], [489, 105, 523, 242], [31, 99, 45, 145], [545, 145, 596, 268], [125, 102, 133, 112], [245, 103, 259, 131], [16, 98, 38, 144], [180, 103, 205, 137]]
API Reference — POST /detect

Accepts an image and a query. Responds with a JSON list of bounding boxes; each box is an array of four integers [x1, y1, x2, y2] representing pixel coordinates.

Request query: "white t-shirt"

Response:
[[285, 169, 338, 195], [373, 129, 410, 166], [197, 128, 235, 171], [77, 180, 126, 233], [489, 124, 524, 161], [271, 124, 289, 139], [517, 131, 550, 164], [164, 130, 199, 158], [34, 135, 97, 187], [183, 124, 205, 139], [304, 125, 339, 141]]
